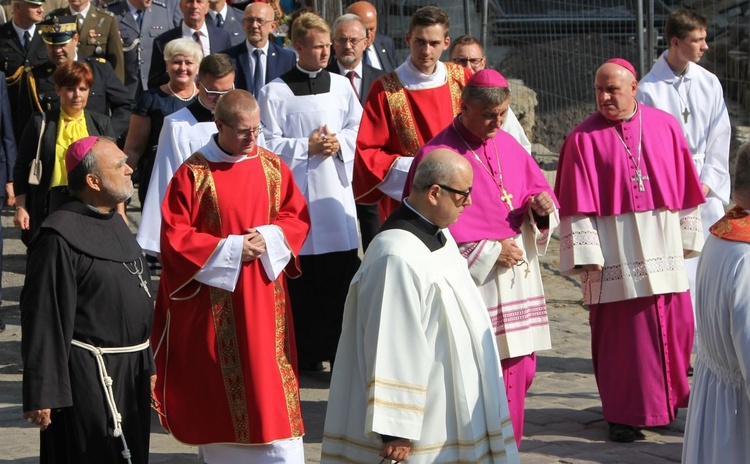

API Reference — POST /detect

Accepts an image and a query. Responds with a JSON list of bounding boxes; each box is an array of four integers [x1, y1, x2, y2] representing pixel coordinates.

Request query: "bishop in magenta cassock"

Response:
[[404, 69, 558, 447], [152, 90, 311, 462], [554, 59, 705, 443]]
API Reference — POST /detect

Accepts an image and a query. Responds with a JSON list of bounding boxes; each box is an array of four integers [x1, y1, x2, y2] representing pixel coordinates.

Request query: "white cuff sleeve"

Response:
[[195, 235, 244, 291], [378, 157, 414, 201], [255, 224, 292, 281]]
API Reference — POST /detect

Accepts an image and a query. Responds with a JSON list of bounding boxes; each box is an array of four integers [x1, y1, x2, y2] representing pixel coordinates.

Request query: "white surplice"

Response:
[[322, 228, 519, 464], [638, 52, 731, 342], [259, 68, 362, 255], [682, 235, 750, 464], [559, 208, 703, 304], [459, 209, 558, 359], [136, 107, 217, 254]]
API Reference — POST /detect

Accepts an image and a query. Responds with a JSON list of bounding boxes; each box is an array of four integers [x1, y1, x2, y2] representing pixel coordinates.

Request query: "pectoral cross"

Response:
[[500, 188, 514, 211], [631, 168, 649, 192], [138, 275, 152, 298], [682, 107, 690, 124]]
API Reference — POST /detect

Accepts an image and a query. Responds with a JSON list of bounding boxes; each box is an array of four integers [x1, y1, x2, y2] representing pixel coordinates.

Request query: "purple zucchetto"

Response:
[[66, 136, 100, 173], [466, 68, 509, 89], [605, 58, 637, 79]]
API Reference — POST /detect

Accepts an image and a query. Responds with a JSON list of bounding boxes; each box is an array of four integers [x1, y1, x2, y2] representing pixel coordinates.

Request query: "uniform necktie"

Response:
[[23, 31, 31, 52], [253, 48, 263, 97], [346, 70, 359, 98], [215, 12, 224, 28], [76, 13, 84, 30], [135, 10, 143, 31]]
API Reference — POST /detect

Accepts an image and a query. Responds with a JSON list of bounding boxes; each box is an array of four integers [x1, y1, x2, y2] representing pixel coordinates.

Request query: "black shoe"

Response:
[[609, 423, 636, 443], [300, 361, 325, 372], [0, 319, 5, 333], [688, 365, 694, 376]]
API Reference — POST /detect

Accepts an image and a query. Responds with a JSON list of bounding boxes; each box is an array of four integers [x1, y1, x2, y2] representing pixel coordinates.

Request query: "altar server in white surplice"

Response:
[[637, 9, 731, 353], [322, 149, 519, 464], [682, 145, 750, 464], [259, 12, 362, 371]]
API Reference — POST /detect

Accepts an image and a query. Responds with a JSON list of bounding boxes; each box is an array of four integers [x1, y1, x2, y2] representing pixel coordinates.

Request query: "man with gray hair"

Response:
[[404, 68, 558, 447], [137, 52, 235, 255], [154, 89, 310, 463], [323, 148, 519, 463], [682, 144, 750, 462], [21, 136, 154, 463]]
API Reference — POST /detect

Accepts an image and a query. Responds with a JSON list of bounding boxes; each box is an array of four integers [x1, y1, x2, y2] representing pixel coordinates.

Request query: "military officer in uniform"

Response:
[[206, 0, 244, 46], [0, 0, 48, 140], [17, 16, 132, 139], [47, 0, 125, 82], [106, 0, 171, 99]]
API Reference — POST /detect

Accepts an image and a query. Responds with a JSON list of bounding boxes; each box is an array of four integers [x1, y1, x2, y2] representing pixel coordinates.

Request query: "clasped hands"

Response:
[[242, 228, 266, 262], [308, 125, 340, 157], [529, 191, 555, 216]]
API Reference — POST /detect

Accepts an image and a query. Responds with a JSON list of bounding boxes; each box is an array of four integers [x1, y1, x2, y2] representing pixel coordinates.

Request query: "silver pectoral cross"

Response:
[[138, 274, 152, 298], [682, 107, 690, 123], [631, 168, 650, 192]]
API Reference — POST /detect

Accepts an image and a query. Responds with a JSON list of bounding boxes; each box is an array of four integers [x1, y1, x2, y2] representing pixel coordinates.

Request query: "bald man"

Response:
[[555, 58, 705, 443], [346, 0, 396, 72]]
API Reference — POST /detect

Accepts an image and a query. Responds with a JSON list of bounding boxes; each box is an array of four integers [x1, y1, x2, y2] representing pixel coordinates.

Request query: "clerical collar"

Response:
[[396, 59, 447, 90], [210, 134, 257, 162], [456, 115, 485, 144], [188, 98, 214, 122], [295, 63, 323, 78], [380, 200, 447, 251], [403, 198, 437, 227]]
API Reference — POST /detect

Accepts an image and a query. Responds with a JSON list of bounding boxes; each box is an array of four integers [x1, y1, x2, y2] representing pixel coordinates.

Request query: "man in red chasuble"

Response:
[[153, 89, 311, 463], [352, 6, 471, 220]]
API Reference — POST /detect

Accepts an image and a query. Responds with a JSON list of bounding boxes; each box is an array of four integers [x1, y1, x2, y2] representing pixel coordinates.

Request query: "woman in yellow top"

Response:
[[13, 61, 113, 244]]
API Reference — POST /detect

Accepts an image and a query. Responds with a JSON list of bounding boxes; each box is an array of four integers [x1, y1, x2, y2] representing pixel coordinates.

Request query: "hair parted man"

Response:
[[153, 89, 311, 462], [21, 136, 155, 464], [353, 6, 471, 223], [555, 58, 706, 443], [259, 11, 363, 372], [637, 8, 732, 361], [323, 148, 520, 463], [403, 68, 559, 448], [221, 1, 296, 98], [137, 52, 236, 255]]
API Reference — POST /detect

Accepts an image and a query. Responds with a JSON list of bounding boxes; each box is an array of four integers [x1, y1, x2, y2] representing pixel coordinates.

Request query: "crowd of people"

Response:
[[1, 1, 746, 463]]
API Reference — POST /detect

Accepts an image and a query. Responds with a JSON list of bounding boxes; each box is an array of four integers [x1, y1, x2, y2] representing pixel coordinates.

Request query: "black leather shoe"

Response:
[[609, 423, 636, 443]]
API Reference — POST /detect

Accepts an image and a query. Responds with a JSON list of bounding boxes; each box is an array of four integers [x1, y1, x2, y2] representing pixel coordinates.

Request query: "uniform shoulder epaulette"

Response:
[[153, 0, 167, 8], [86, 57, 107, 64], [95, 6, 115, 16], [102, 0, 121, 8]]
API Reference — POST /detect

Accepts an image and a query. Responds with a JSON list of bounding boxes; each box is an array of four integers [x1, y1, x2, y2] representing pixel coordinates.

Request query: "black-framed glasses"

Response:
[[425, 183, 472, 204], [451, 57, 484, 66], [243, 17, 271, 26], [333, 37, 366, 47], [221, 121, 264, 138], [199, 81, 234, 97]]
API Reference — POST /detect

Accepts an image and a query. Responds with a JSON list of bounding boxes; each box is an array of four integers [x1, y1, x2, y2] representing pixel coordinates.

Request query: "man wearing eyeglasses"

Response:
[[221, 1, 294, 98], [404, 68, 558, 449], [323, 149, 520, 463], [259, 12, 362, 373], [137, 53, 236, 255], [154, 89, 311, 462]]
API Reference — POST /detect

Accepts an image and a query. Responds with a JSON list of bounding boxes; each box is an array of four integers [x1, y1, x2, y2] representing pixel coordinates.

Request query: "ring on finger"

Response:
[[26, 417, 33, 424]]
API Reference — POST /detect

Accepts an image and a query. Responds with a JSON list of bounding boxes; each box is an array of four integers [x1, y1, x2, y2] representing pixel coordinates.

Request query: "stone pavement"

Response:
[[0, 206, 687, 463]]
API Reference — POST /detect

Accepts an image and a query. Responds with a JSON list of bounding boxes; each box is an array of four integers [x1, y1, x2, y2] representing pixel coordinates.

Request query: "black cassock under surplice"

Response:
[[21, 200, 155, 464]]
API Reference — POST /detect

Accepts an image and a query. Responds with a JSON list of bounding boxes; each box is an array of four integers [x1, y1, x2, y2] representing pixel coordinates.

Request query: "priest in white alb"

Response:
[[137, 54, 237, 255], [322, 149, 519, 463], [682, 144, 750, 463], [637, 8, 731, 353], [403, 69, 558, 448], [259, 13, 362, 371], [555, 58, 705, 443]]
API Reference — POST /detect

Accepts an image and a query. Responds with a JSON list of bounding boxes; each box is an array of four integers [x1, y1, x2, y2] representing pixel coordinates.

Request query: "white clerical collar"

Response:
[[403, 198, 438, 227], [208, 3, 228, 21], [396, 59, 446, 90], [207, 135, 254, 163], [622, 102, 638, 122], [296, 63, 322, 78], [336, 60, 363, 78], [70, 2, 91, 19], [182, 22, 208, 39], [12, 21, 35, 43], [663, 50, 691, 79], [246, 39, 269, 55]]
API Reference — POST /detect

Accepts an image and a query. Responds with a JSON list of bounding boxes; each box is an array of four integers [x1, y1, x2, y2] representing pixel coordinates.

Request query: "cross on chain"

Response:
[[138, 274, 151, 298], [631, 168, 649, 192], [682, 108, 690, 124], [500, 189, 514, 211]]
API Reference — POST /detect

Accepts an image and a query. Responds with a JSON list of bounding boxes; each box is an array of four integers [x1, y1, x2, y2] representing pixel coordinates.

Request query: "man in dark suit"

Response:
[[326, 13, 384, 250], [206, 0, 243, 46], [107, 0, 172, 100], [0, 0, 49, 139], [0, 71, 17, 333], [47, 0, 126, 82], [346, 0, 397, 72], [220, 1, 294, 98], [147, 0, 230, 88], [17, 16, 133, 139]]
